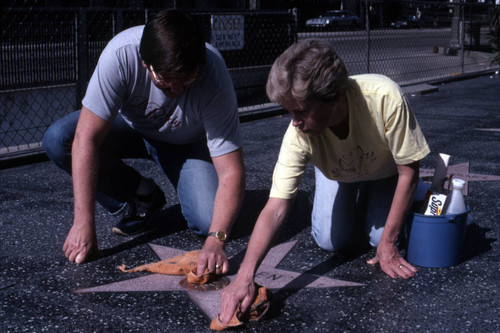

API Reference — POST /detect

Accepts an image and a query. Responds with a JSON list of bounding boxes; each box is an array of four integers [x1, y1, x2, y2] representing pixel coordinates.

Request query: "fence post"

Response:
[[460, 1, 465, 73], [365, 0, 371, 73], [448, 0, 461, 56], [76, 8, 88, 109], [291, 7, 299, 44], [114, 8, 123, 35]]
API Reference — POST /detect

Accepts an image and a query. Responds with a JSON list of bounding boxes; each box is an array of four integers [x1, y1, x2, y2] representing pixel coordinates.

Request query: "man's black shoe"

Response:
[[112, 185, 166, 236]]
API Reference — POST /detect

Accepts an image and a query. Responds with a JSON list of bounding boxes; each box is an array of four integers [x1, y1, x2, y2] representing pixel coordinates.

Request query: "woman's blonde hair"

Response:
[[266, 39, 348, 105]]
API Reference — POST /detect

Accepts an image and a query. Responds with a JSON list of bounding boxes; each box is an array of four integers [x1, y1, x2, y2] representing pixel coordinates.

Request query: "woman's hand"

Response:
[[367, 240, 417, 279], [219, 276, 256, 325]]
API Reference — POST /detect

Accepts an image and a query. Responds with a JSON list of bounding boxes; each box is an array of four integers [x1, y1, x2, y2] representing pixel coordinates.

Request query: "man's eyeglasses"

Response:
[[149, 65, 200, 88]]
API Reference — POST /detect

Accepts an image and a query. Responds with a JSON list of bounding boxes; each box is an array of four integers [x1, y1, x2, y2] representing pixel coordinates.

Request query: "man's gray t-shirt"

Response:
[[82, 25, 242, 157]]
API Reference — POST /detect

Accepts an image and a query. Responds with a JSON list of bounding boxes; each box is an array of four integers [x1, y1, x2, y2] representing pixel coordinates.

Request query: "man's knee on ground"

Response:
[[42, 121, 72, 165], [184, 212, 212, 236]]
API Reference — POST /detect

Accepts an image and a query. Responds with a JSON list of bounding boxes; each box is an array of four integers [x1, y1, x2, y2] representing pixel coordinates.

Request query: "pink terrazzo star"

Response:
[[75, 241, 363, 320]]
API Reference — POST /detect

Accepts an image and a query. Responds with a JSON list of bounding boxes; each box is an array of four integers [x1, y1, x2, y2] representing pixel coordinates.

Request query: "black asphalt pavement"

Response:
[[1, 73, 499, 332]]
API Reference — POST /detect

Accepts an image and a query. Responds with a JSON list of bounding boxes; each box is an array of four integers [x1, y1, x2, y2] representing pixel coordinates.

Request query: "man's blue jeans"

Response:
[[42, 111, 217, 235]]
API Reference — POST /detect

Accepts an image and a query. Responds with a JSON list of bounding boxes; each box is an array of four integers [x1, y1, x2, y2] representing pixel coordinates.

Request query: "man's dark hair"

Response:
[[140, 9, 206, 76]]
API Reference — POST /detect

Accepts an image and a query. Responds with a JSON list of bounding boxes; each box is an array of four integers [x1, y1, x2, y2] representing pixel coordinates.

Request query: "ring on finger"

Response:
[[215, 264, 221, 270], [399, 264, 404, 269]]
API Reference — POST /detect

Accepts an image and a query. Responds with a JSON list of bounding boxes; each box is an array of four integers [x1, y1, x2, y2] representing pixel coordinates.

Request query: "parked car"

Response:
[[305, 10, 361, 31], [390, 16, 422, 29]]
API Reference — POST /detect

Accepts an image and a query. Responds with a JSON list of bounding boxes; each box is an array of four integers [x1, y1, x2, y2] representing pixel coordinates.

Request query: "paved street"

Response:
[[300, 27, 498, 85], [0, 73, 499, 332]]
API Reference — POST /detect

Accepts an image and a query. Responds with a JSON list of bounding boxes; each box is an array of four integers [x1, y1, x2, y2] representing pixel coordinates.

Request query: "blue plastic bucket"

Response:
[[407, 208, 469, 268]]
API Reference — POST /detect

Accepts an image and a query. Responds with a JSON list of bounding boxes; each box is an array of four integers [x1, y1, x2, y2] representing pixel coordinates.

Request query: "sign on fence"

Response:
[[210, 15, 244, 51]]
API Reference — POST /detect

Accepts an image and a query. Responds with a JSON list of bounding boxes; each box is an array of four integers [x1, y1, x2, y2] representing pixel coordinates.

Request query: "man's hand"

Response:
[[66, 107, 109, 264], [197, 236, 228, 276], [219, 276, 256, 325], [366, 240, 417, 279], [202, 148, 245, 277], [62, 222, 99, 264]]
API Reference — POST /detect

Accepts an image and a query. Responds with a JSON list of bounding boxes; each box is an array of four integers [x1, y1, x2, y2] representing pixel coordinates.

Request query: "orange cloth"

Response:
[[187, 267, 214, 284], [118, 250, 215, 284], [118, 250, 199, 275], [119, 251, 272, 330], [210, 285, 272, 331]]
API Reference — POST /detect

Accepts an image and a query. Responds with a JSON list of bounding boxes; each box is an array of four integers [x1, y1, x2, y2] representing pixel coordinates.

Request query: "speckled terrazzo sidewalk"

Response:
[[1, 73, 499, 332]]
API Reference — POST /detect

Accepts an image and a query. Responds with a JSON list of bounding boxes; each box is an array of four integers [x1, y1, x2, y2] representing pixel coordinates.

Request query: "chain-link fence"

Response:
[[0, 7, 295, 161], [301, 1, 498, 84], [1, 1, 499, 163]]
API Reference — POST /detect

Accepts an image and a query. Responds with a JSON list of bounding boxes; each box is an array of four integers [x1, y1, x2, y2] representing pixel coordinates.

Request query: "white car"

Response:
[[306, 10, 361, 31]]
